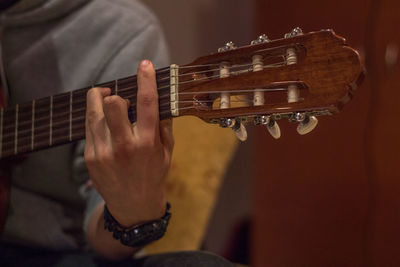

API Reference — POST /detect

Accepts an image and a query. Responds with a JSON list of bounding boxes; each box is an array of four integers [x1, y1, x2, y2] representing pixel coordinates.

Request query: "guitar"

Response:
[[0, 28, 364, 231]]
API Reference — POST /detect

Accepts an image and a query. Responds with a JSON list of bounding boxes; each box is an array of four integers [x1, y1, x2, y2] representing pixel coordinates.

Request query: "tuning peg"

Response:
[[251, 34, 270, 45], [294, 112, 318, 135], [231, 120, 248, 142], [219, 118, 233, 128], [219, 118, 247, 141], [284, 27, 303, 38], [267, 119, 281, 139], [218, 41, 237, 52], [254, 115, 281, 139], [297, 116, 318, 135]]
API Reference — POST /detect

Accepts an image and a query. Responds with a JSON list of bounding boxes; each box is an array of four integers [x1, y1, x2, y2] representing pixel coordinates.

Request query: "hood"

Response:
[[0, 0, 91, 101], [1, 0, 90, 27]]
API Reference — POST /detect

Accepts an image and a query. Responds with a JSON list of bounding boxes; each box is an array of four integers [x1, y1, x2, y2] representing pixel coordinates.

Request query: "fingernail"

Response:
[[140, 60, 151, 68]]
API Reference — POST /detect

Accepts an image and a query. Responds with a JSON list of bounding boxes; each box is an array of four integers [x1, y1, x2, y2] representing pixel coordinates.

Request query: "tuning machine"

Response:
[[254, 115, 281, 139], [217, 42, 246, 141], [219, 118, 248, 141], [291, 112, 318, 135], [251, 34, 270, 45], [284, 27, 303, 38], [218, 41, 237, 52]]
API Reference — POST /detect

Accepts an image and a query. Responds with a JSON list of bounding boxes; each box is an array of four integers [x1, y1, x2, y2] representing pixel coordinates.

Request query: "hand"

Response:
[[84, 60, 174, 227]]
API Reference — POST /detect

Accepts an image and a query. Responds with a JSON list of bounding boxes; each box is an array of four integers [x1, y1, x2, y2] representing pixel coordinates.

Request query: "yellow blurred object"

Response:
[[145, 116, 238, 253]]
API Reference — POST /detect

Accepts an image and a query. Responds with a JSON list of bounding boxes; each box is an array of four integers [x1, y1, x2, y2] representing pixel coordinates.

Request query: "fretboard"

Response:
[[0, 66, 172, 159]]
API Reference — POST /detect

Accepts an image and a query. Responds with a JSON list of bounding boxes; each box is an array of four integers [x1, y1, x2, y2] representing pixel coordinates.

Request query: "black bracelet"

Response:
[[104, 202, 171, 247]]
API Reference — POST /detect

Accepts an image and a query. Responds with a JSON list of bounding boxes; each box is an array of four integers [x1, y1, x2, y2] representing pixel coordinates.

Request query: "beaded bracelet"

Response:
[[104, 202, 171, 247]]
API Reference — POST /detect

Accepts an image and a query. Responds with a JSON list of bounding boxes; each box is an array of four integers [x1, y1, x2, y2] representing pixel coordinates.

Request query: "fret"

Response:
[[158, 67, 172, 121], [34, 97, 50, 150], [117, 77, 137, 122], [156, 67, 172, 121], [17, 102, 33, 155], [0, 108, 3, 157], [2, 106, 16, 158], [31, 100, 35, 150], [49, 96, 53, 146], [52, 92, 70, 145], [69, 91, 72, 142], [0, 70, 174, 159], [117, 76, 135, 99], [71, 88, 87, 141], [14, 104, 18, 155]]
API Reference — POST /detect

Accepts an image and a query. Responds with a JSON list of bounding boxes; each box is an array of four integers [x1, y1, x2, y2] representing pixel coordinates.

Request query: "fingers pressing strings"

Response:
[[103, 96, 133, 147], [6, 60, 285, 133], [85, 87, 111, 154], [1, 60, 289, 152]]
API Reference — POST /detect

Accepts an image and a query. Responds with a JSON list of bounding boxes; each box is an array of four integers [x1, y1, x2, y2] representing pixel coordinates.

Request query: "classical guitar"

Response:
[[0, 28, 364, 231]]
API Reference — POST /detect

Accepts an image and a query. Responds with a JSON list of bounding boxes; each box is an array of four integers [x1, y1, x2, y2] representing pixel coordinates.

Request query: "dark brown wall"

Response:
[[364, 0, 400, 265], [253, 0, 400, 266]]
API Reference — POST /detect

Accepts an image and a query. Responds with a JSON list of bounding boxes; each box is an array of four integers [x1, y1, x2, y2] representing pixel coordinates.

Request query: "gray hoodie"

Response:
[[0, 0, 169, 249]]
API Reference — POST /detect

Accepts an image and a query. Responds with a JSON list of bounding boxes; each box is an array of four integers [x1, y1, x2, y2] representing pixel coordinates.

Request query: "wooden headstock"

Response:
[[171, 28, 364, 139]]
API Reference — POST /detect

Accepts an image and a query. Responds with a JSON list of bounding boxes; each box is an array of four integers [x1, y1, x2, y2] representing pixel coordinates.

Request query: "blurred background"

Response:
[[142, 0, 400, 266]]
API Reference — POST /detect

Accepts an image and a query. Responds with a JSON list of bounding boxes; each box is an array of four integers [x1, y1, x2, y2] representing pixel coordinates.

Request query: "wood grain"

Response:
[[177, 31, 363, 123]]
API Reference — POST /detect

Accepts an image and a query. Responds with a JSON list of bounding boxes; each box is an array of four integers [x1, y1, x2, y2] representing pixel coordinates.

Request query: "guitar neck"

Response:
[[0, 66, 172, 159], [0, 30, 365, 158]]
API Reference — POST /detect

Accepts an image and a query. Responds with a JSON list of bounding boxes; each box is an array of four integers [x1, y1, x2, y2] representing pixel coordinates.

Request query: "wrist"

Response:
[[106, 196, 167, 227]]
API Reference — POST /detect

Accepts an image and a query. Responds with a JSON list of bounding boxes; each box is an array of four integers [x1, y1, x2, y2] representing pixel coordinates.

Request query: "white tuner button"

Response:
[[267, 121, 281, 139], [297, 116, 318, 135], [230, 119, 247, 142], [234, 122, 248, 142]]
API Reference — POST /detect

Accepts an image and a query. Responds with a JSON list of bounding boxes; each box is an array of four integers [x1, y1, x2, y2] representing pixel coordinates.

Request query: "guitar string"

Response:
[[0, 60, 290, 142], [2, 99, 223, 156], [0, 58, 288, 131], [1, 60, 293, 135], [82, 51, 286, 83], [98, 61, 286, 91], [0, 109, 175, 155], [84, 60, 286, 101], [43, 48, 288, 99], [154, 44, 291, 72], [0, 58, 292, 134], [2, 59, 286, 124], [155, 58, 285, 82], [0, 84, 292, 152], [85, 60, 286, 97], [27, 61, 284, 116], [0, 49, 294, 155], [75, 61, 284, 105], [0, 84, 291, 140]]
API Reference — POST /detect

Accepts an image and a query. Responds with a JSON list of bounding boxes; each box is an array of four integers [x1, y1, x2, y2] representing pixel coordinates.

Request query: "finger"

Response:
[[136, 60, 159, 140], [160, 119, 174, 154], [85, 87, 111, 148], [103, 95, 133, 147]]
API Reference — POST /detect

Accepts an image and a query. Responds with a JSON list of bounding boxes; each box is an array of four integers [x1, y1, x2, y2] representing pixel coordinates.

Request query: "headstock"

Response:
[[171, 28, 364, 140]]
